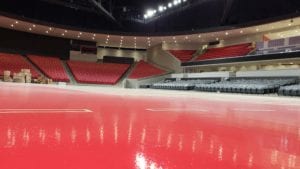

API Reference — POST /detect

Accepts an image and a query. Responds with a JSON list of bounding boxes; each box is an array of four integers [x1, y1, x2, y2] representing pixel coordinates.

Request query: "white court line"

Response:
[[0, 109, 93, 113], [233, 108, 275, 112], [146, 108, 208, 112]]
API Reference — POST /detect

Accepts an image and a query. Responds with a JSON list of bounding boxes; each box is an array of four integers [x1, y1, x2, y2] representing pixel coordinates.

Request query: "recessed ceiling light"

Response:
[[105, 41, 108, 44], [92, 37, 95, 40], [173, 37, 176, 39], [62, 33, 64, 36], [147, 37, 150, 40], [225, 32, 229, 35], [240, 30, 243, 33], [198, 35, 201, 38], [174, 40, 177, 43], [64, 30, 68, 33], [45, 31, 49, 34], [134, 37, 137, 39], [15, 21, 18, 24], [216, 38, 219, 41], [256, 28, 259, 32], [10, 24, 14, 27], [185, 36, 188, 39], [77, 35, 80, 38], [49, 27, 52, 31], [29, 28, 32, 31], [32, 25, 36, 27], [79, 32, 82, 35], [93, 34, 96, 37]]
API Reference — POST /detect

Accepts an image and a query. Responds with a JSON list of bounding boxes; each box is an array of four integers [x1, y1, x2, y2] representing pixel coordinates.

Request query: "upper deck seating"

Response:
[[168, 50, 196, 62], [195, 43, 254, 61]]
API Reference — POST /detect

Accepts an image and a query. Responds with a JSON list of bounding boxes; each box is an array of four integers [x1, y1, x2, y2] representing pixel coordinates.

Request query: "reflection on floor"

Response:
[[0, 83, 299, 169]]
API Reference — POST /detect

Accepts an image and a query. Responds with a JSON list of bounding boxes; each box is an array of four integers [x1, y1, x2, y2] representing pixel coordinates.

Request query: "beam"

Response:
[[88, 0, 117, 22]]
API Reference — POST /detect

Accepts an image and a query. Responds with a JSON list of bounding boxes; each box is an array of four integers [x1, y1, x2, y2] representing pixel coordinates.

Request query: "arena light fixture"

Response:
[[144, 0, 187, 19], [158, 6, 164, 12], [173, 0, 178, 6]]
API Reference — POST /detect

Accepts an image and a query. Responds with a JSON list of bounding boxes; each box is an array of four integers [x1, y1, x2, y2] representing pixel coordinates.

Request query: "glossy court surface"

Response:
[[0, 83, 299, 169]]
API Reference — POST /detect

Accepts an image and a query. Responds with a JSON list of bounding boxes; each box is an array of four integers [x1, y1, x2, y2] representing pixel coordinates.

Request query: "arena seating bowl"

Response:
[[0, 53, 39, 78], [195, 43, 254, 61], [67, 60, 130, 84], [28, 55, 70, 82], [150, 78, 219, 90], [194, 77, 297, 94], [168, 50, 196, 62], [128, 60, 166, 79], [278, 84, 300, 96]]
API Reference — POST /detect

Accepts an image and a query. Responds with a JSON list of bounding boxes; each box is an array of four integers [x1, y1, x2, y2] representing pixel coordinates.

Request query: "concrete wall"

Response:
[[70, 50, 98, 62], [236, 69, 300, 77], [186, 71, 235, 78], [97, 47, 146, 61], [147, 44, 182, 72], [162, 42, 203, 50]]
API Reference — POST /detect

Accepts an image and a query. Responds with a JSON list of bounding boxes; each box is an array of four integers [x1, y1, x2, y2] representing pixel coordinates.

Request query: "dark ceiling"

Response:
[[0, 0, 299, 34]]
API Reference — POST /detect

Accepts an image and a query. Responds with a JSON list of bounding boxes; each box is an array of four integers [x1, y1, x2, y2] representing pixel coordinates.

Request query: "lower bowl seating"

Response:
[[278, 84, 300, 96], [194, 77, 297, 94], [150, 79, 219, 90]]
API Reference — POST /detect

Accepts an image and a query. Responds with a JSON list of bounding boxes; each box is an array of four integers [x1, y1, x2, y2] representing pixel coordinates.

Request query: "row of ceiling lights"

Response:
[[144, 0, 187, 19], [9, 20, 263, 42], [8, 20, 298, 48]]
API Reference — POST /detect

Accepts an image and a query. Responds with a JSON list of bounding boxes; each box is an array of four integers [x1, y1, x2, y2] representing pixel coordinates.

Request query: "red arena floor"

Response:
[[0, 83, 299, 169]]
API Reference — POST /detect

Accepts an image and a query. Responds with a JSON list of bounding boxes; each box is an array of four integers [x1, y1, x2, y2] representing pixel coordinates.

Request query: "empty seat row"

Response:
[[0, 53, 39, 78], [67, 60, 130, 84], [168, 50, 196, 62], [278, 84, 300, 96], [128, 60, 166, 79], [28, 55, 70, 82], [194, 78, 297, 94], [150, 79, 219, 90]]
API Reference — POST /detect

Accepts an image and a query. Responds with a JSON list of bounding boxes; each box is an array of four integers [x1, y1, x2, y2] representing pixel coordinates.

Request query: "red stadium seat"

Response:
[[128, 60, 166, 79], [168, 50, 196, 62], [195, 43, 254, 61], [67, 60, 130, 84], [28, 55, 70, 82], [0, 53, 39, 78]]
